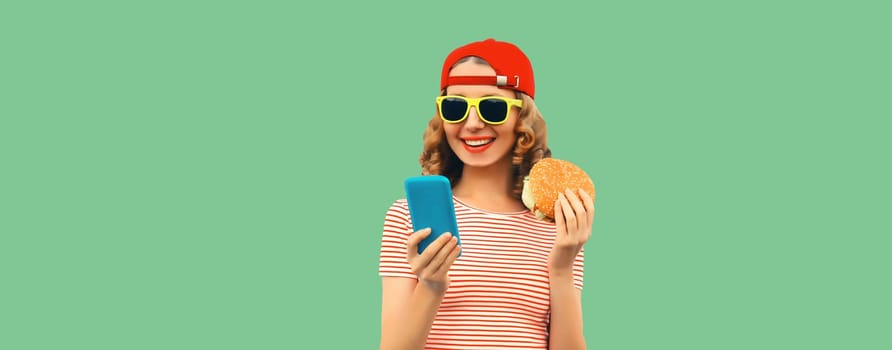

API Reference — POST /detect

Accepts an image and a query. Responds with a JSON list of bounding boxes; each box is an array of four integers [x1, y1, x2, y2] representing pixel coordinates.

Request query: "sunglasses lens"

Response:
[[440, 97, 468, 122], [478, 98, 509, 124]]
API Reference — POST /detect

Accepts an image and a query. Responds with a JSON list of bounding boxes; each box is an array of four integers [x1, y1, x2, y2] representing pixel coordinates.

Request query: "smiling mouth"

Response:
[[463, 138, 495, 147]]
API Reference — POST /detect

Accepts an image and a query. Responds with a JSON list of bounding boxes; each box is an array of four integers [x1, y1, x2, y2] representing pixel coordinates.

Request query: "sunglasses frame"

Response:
[[435, 95, 523, 125]]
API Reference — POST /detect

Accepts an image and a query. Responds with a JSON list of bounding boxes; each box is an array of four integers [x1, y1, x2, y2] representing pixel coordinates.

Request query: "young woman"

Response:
[[379, 38, 594, 350]]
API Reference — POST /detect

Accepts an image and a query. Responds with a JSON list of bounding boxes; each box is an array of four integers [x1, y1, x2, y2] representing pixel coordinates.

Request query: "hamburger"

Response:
[[522, 158, 596, 221]]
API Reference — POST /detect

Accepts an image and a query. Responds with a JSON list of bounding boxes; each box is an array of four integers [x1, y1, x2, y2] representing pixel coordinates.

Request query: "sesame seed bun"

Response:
[[522, 158, 596, 221]]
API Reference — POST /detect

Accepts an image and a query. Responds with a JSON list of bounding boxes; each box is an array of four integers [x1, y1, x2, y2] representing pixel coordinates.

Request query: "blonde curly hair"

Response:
[[419, 57, 551, 200]]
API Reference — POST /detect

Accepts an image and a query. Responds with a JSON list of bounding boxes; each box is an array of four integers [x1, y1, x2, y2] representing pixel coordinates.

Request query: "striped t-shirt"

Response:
[[379, 197, 584, 349]]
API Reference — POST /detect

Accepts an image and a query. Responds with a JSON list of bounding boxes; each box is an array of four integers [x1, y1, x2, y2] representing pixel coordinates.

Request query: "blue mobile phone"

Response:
[[404, 175, 461, 256]]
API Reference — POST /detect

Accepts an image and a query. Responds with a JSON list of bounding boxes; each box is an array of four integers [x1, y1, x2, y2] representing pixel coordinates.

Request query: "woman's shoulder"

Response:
[[383, 198, 409, 214]]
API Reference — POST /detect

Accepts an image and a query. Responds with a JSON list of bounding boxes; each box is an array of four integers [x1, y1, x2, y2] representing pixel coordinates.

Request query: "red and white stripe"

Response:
[[380, 198, 584, 349]]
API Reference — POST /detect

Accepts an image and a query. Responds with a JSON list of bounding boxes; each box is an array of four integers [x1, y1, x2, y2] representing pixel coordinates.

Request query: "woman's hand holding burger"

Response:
[[521, 158, 596, 276], [549, 188, 595, 275]]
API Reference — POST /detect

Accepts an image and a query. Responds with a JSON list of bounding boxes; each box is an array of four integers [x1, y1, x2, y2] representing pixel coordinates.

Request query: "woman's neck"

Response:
[[452, 158, 526, 213]]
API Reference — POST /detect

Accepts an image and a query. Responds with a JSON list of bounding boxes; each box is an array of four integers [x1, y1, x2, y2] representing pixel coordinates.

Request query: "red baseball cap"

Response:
[[440, 38, 536, 99]]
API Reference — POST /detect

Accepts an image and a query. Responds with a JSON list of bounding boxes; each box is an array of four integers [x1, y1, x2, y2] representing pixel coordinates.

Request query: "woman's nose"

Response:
[[463, 107, 485, 129]]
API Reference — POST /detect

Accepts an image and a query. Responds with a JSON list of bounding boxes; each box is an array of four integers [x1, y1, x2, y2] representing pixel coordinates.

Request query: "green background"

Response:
[[2, 1, 889, 349]]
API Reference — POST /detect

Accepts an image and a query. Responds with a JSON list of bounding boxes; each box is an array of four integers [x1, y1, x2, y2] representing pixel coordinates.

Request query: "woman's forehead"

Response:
[[446, 84, 513, 97]]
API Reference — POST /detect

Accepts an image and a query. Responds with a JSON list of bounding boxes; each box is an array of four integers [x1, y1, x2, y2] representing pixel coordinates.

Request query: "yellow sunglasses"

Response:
[[435, 95, 523, 125]]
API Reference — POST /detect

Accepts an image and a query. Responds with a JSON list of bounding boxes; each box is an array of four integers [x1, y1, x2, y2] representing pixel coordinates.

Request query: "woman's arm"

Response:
[[380, 230, 460, 350], [548, 273, 586, 350], [380, 278, 445, 350], [547, 189, 594, 350]]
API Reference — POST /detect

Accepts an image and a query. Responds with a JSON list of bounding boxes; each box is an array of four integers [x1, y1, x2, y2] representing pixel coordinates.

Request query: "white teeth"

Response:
[[464, 138, 494, 146]]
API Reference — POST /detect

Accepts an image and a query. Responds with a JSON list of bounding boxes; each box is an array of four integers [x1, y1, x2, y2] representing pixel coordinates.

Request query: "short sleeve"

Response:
[[378, 199, 417, 279], [573, 247, 584, 290]]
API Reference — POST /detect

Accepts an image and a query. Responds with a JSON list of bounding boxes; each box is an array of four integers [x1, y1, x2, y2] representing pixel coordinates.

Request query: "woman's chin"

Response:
[[453, 146, 513, 169], [456, 154, 506, 169]]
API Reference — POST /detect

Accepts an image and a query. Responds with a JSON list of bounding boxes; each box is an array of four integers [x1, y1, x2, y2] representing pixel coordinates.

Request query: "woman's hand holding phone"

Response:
[[406, 227, 461, 294]]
